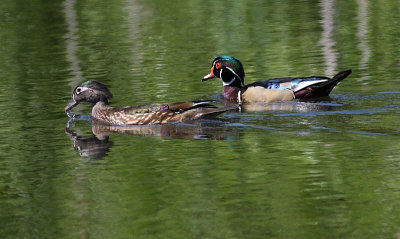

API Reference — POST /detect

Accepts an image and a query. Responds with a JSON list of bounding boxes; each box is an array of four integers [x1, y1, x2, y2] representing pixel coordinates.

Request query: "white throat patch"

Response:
[[222, 77, 237, 86], [221, 67, 245, 86]]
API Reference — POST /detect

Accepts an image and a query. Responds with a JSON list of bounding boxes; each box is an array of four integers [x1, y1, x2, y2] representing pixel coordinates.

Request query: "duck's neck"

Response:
[[93, 101, 110, 108], [223, 86, 241, 102], [92, 101, 112, 121]]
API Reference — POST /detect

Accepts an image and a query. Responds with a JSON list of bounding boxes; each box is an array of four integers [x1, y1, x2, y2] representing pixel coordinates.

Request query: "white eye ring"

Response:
[[76, 87, 83, 94]]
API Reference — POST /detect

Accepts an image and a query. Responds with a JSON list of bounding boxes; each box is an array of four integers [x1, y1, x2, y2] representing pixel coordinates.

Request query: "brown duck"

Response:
[[65, 81, 236, 125]]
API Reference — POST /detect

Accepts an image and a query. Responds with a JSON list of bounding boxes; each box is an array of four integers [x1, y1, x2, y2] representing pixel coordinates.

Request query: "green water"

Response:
[[1, 0, 400, 238]]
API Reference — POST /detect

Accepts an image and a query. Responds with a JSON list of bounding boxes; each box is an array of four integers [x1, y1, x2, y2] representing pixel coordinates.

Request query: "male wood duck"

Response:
[[202, 56, 352, 103], [65, 81, 236, 125]]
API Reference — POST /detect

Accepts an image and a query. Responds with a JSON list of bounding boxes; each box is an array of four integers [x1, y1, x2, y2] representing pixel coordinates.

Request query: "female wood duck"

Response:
[[65, 80, 236, 125], [202, 56, 352, 103]]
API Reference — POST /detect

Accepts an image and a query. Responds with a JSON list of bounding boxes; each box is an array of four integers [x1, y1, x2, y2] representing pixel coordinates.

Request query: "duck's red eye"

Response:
[[215, 62, 222, 69]]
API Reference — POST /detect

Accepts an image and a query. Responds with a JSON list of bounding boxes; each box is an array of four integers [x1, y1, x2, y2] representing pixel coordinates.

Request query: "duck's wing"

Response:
[[167, 100, 216, 113], [116, 100, 217, 116], [179, 104, 238, 120], [248, 70, 352, 99], [260, 76, 329, 91], [168, 100, 237, 121]]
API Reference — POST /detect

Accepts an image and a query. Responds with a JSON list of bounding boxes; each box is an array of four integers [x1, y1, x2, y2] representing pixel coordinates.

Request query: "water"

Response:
[[1, 0, 400, 238]]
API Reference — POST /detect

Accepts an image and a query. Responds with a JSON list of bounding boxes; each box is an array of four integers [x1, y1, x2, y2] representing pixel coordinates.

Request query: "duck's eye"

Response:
[[215, 62, 222, 69], [76, 87, 82, 94]]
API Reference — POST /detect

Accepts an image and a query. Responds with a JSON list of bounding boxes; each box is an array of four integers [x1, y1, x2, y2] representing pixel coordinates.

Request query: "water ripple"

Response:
[[274, 108, 394, 117]]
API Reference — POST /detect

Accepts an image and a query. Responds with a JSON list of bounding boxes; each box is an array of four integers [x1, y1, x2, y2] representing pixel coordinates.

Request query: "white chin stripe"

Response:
[[221, 67, 241, 86], [223, 77, 236, 86], [226, 67, 244, 86]]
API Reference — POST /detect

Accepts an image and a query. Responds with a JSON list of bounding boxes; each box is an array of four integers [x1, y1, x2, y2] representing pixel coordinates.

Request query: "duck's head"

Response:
[[202, 56, 245, 88], [65, 80, 113, 112]]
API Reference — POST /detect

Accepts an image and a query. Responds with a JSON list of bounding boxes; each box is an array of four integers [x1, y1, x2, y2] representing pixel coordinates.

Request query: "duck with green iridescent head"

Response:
[[202, 56, 352, 103], [65, 80, 236, 125]]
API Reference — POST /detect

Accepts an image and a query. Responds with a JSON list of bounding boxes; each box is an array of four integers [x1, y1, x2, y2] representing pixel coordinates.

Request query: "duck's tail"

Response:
[[295, 69, 352, 99]]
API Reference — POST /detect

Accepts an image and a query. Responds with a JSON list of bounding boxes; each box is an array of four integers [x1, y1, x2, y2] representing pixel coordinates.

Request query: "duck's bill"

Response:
[[202, 67, 215, 82], [65, 99, 78, 112]]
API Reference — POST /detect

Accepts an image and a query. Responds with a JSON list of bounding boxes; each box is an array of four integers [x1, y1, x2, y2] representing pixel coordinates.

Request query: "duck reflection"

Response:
[[65, 125, 113, 160], [65, 115, 239, 160], [228, 99, 340, 113], [66, 116, 113, 160]]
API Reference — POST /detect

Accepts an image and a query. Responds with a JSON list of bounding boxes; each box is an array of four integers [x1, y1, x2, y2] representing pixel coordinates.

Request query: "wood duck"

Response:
[[202, 56, 352, 103], [65, 80, 236, 125]]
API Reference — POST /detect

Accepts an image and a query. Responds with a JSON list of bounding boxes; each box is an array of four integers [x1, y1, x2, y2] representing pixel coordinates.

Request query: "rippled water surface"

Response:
[[1, 0, 400, 238]]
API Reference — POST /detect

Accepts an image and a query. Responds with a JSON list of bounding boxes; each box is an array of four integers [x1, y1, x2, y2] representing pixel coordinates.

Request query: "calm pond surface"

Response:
[[1, 0, 400, 238]]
